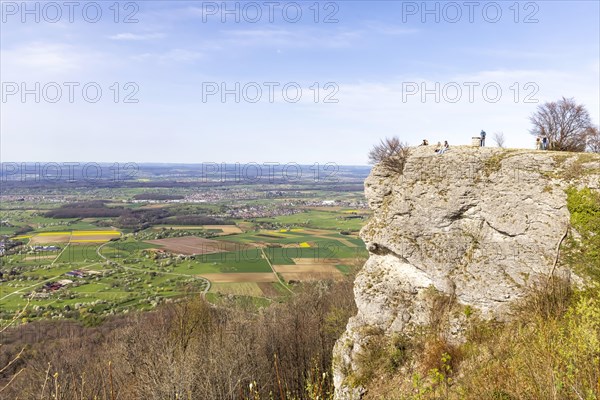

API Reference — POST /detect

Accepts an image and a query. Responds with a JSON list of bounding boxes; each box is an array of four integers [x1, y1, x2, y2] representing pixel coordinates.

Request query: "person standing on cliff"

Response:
[[480, 130, 486, 147], [542, 135, 549, 150]]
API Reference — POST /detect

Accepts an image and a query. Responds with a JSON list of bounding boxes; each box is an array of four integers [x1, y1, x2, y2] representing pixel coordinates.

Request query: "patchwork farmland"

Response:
[[0, 166, 370, 322], [1, 219, 366, 322]]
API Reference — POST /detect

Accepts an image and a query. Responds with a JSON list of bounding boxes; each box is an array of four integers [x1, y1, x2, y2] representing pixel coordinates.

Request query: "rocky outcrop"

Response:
[[333, 147, 600, 399]]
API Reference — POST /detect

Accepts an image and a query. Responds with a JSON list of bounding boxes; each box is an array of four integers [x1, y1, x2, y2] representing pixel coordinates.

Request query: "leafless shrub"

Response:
[[586, 125, 600, 153], [492, 132, 506, 148], [368, 137, 411, 173], [0, 297, 32, 395]]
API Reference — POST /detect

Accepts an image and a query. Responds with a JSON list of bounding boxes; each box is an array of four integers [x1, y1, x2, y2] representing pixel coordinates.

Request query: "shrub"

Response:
[[368, 137, 411, 173], [564, 187, 600, 280]]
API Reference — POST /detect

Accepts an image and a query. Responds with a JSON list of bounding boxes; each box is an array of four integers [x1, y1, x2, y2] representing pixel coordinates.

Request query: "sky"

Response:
[[1, 0, 599, 165]]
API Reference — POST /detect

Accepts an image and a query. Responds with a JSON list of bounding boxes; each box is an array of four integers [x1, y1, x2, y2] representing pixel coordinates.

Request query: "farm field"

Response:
[[203, 225, 243, 234], [0, 170, 369, 322], [273, 263, 344, 281], [209, 282, 264, 297], [149, 224, 242, 235], [15, 230, 121, 245], [200, 273, 277, 283], [252, 210, 368, 231], [144, 236, 245, 255]]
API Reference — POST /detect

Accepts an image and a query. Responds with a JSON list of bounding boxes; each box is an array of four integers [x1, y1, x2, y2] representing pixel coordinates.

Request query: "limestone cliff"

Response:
[[333, 146, 600, 399]]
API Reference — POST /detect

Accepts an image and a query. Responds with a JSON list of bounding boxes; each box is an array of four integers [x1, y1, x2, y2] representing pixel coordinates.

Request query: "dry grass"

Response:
[[357, 278, 599, 400], [274, 264, 343, 273], [279, 272, 344, 282], [209, 282, 264, 297]]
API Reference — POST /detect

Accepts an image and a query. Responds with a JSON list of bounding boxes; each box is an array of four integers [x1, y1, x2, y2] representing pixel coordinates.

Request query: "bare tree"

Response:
[[0, 297, 31, 395], [492, 132, 506, 148], [586, 126, 600, 153], [368, 137, 411, 173], [529, 97, 593, 152], [2, 277, 359, 400]]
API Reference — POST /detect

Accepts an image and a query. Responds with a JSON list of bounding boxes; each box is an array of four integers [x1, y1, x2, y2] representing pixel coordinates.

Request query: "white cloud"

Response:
[[109, 32, 166, 41], [363, 21, 420, 35], [460, 47, 556, 60], [0, 42, 117, 81], [132, 48, 203, 63], [221, 28, 362, 48], [1, 43, 84, 72]]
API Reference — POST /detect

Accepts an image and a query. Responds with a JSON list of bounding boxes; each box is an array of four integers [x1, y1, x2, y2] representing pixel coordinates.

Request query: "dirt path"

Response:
[[260, 247, 293, 294]]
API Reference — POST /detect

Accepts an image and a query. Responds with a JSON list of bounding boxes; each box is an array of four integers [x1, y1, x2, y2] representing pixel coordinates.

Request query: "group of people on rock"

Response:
[[420, 139, 450, 154], [418, 131, 551, 152], [420, 130, 486, 155], [535, 135, 549, 150]]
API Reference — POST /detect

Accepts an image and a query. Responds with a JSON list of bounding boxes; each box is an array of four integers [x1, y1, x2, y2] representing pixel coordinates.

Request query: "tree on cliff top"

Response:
[[368, 137, 410, 173], [492, 132, 506, 148], [587, 126, 600, 153], [529, 97, 594, 152]]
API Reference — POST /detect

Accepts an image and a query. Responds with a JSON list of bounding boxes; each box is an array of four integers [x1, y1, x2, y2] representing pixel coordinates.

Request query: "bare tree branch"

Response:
[[586, 126, 600, 153], [529, 97, 593, 152], [492, 132, 506, 148], [368, 137, 411, 173]]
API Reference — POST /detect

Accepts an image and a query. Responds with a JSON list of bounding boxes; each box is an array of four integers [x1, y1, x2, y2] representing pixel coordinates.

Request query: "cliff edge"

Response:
[[333, 146, 600, 399]]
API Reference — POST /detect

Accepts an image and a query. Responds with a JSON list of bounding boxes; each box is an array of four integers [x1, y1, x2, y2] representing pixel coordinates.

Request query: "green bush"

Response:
[[564, 187, 600, 280]]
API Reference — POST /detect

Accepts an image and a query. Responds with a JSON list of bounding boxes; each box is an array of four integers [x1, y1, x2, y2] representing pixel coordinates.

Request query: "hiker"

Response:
[[480, 130, 486, 147], [535, 136, 541, 150], [421, 139, 429, 146], [434, 141, 442, 153], [542, 135, 549, 150], [437, 141, 450, 154]]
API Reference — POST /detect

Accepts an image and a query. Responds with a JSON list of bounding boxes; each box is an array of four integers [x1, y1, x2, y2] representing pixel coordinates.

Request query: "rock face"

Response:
[[333, 147, 600, 399]]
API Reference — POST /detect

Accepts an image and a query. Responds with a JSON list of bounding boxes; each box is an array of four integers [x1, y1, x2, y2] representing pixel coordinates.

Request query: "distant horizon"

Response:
[[0, 161, 372, 167], [0, 143, 590, 165], [0, 141, 580, 165]]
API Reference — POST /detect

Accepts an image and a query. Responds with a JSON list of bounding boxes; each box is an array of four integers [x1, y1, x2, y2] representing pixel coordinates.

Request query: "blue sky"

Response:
[[1, 0, 599, 164]]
